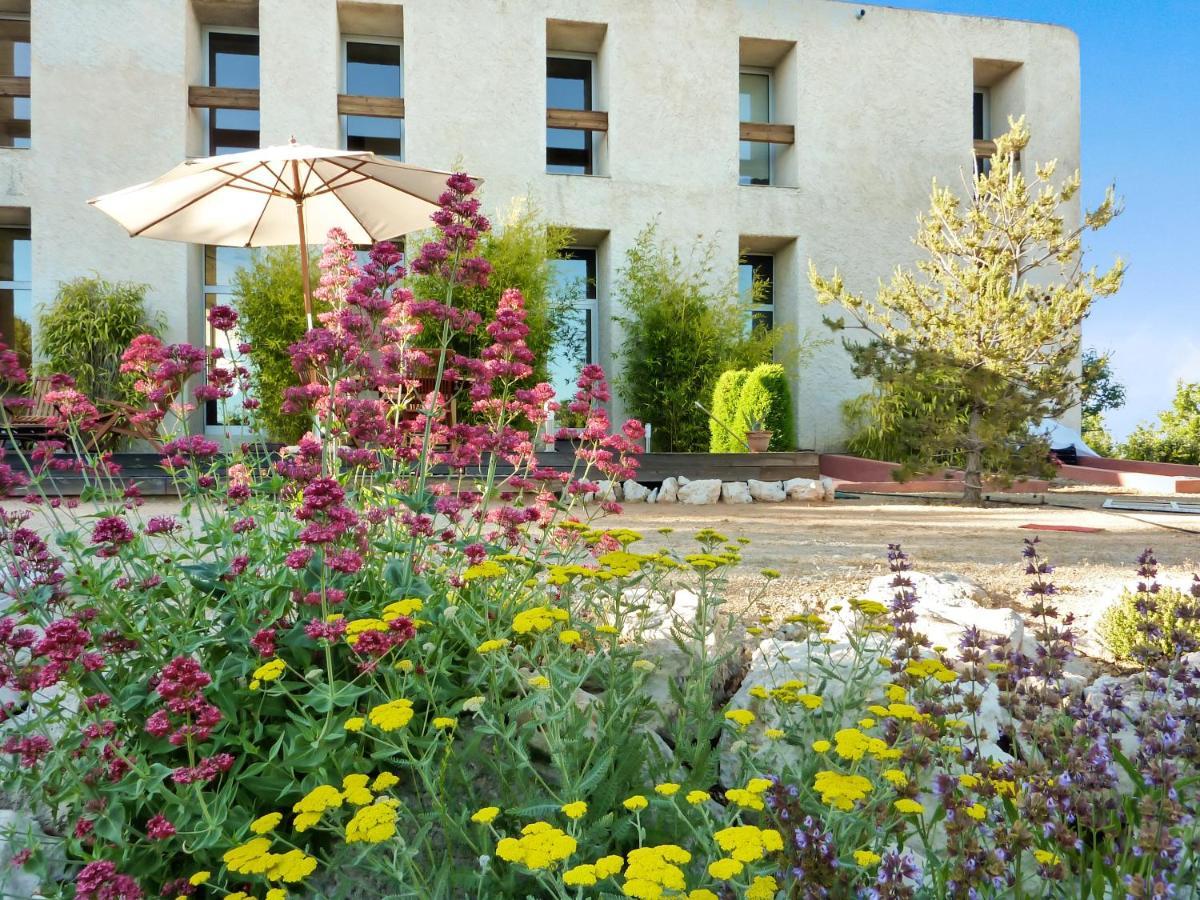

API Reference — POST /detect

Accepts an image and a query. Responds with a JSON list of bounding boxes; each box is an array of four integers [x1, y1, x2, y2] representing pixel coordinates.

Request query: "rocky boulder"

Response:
[[721, 482, 753, 504], [747, 479, 786, 502], [678, 479, 721, 505], [623, 480, 651, 503], [783, 477, 825, 501], [657, 477, 679, 503]]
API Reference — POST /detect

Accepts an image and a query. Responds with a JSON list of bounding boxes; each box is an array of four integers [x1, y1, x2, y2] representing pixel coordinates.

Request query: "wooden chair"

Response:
[[4, 377, 161, 451], [5, 376, 59, 447]]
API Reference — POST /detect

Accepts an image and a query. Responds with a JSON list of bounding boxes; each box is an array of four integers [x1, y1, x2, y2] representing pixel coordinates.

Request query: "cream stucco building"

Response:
[[0, 0, 1081, 446]]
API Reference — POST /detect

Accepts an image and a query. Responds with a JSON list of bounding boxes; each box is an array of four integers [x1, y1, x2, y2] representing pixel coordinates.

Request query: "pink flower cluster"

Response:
[[144, 656, 231, 785]]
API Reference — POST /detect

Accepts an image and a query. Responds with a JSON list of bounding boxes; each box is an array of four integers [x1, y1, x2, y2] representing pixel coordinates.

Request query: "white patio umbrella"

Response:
[[89, 140, 464, 326]]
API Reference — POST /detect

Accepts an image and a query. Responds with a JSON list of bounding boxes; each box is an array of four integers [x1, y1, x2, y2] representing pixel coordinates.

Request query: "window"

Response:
[[549, 248, 598, 401], [739, 71, 771, 185], [206, 31, 259, 154], [973, 88, 990, 141], [203, 245, 254, 429], [738, 254, 773, 331], [343, 39, 403, 159], [546, 56, 593, 174], [0, 15, 30, 149], [0, 222, 30, 370]]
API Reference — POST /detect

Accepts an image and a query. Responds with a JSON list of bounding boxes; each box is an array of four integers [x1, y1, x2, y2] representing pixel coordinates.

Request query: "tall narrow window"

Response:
[[549, 248, 598, 402], [739, 71, 771, 185], [0, 15, 30, 149], [203, 245, 254, 429], [207, 32, 259, 154], [0, 222, 31, 371], [973, 88, 990, 141], [738, 254, 774, 332], [343, 40, 403, 159], [546, 56, 593, 174]]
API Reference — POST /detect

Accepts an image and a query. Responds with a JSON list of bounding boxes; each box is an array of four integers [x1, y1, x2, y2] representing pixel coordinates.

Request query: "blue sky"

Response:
[[875, 0, 1199, 438]]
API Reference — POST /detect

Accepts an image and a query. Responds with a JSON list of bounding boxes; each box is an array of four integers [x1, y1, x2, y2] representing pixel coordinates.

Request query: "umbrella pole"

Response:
[[291, 159, 314, 330]]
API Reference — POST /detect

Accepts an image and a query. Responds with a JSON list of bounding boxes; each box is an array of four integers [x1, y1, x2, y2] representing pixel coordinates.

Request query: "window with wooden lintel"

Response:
[[738, 38, 796, 186], [203, 31, 259, 155], [0, 211, 30, 372], [738, 253, 774, 332], [0, 12, 29, 149], [546, 55, 601, 174], [341, 38, 404, 160]]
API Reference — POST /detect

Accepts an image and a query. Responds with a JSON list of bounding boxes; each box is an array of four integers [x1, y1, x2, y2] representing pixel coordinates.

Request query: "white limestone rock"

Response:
[[678, 478, 721, 505], [820, 476, 837, 500], [747, 479, 786, 502], [592, 480, 622, 503], [783, 477, 825, 501], [623, 480, 651, 503], [646, 488, 659, 504], [721, 482, 753, 504], [657, 477, 679, 503], [0, 809, 62, 898]]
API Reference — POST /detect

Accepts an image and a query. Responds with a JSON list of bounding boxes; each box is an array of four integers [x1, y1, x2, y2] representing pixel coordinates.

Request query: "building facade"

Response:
[[0, 0, 1081, 447]]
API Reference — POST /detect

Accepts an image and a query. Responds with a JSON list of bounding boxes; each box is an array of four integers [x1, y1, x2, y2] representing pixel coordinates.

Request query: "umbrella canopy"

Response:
[[89, 141, 464, 324]]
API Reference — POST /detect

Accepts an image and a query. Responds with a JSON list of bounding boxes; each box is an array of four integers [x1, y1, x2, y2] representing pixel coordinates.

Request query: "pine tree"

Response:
[[810, 120, 1124, 504]]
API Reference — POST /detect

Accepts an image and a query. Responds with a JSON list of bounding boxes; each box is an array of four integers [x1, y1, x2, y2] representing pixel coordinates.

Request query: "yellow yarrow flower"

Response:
[[558, 629, 582, 644], [813, 770, 874, 811], [747, 875, 778, 900], [688, 891, 719, 900], [495, 821, 577, 870], [527, 674, 551, 689], [188, 872, 211, 886], [293, 785, 343, 815], [623, 794, 648, 811], [345, 801, 399, 843], [765, 728, 785, 740], [745, 778, 772, 795], [654, 782, 680, 796], [343, 717, 365, 732], [596, 624, 619, 635], [265, 890, 287, 900], [894, 798, 925, 814], [341, 774, 374, 806], [623, 845, 691, 896], [476, 638, 510, 654], [685, 790, 710, 805], [560, 801, 587, 819], [368, 699, 414, 731], [432, 716, 457, 730], [471, 806, 500, 824], [812, 739, 831, 752], [382, 598, 423, 618], [372, 772, 400, 791], [724, 788, 765, 811], [708, 857, 744, 879], [512, 605, 569, 634], [250, 812, 282, 835], [463, 560, 505, 581], [854, 850, 882, 867], [563, 864, 598, 887], [714, 825, 783, 862], [882, 769, 908, 788], [965, 803, 987, 821], [223, 837, 275, 875], [1034, 849, 1061, 866], [724, 709, 755, 728]]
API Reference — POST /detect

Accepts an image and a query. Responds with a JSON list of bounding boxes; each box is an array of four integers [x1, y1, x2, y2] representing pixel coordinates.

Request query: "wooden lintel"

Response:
[[739, 121, 795, 144], [546, 107, 609, 132], [187, 85, 260, 110], [0, 76, 29, 98], [337, 94, 405, 118]]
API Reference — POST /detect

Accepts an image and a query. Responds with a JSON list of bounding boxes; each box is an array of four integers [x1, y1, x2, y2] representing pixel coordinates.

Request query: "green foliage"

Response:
[[810, 119, 1124, 502], [1098, 586, 1200, 661], [1082, 348, 1126, 419], [409, 198, 571, 390], [614, 225, 783, 452], [9, 315, 30, 376], [36, 276, 163, 402], [709, 369, 749, 451], [232, 248, 322, 444], [1119, 381, 1200, 464], [735, 363, 795, 450], [1081, 411, 1118, 458]]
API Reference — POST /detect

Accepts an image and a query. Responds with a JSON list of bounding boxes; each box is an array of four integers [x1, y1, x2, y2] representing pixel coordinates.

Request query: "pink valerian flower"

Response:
[[171, 752, 234, 785], [10, 847, 31, 867], [351, 616, 416, 666], [44, 387, 101, 430], [314, 227, 364, 323], [91, 516, 135, 557], [304, 617, 348, 642], [119, 336, 209, 427], [250, 628, 276, 657], [145, 657, 222, 747], [144, 516, 179, 536], [75, 860, 143, 900], [159, 435, 220, 471], [0, 340, 27, 384], [0, 463, 28, 498], [2, 734, 51, 767], [74, 817, 95, 840], [207, 304, 238, 332], [30, 616, 102, 689], [145, 814, 176, 840]]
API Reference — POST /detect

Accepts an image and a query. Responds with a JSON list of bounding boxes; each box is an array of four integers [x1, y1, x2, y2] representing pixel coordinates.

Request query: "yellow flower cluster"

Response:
[[476, 638, 509, 654], [623, 794, 648, 811], [854, 849, 882, 867], [849, 598, 891, 617], [222, 838, 317, 883], [724, 777, 771, 811], [344, 618, 388, 647], [813, 770, 874, 810], [495, 822, 577, 870], [345, 799, 400, 843], [382, 598, 423, 618], [833, 727, 901, 762], [250, 813, 282, 835], [905, 657, 959, 683], [622, 844, 691, 898], [560, 801, 587, 819], [562, 855, 623, 887], [866, 702, 927, 723], [249, 658, 286, 690], [724, 709, 755, 728], [713, 825, 783, 863], [747, 876, 779, 900], [368, 698, 414, 731], [511, 605, 569, 634], [463, 560, 506, 581]]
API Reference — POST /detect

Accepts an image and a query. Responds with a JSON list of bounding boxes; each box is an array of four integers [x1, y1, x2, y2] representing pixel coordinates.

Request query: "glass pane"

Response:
[[346, 115, 403, 159], [973, 90, 986, 141], [551, 255, 595, 299], [549, 306, 592, 402], [205, 245, 254, 288], [210, 33, 259, 88], [346, 41, 402, 97], [547, 129, 591, 175], [546, 57, 591, 110], [739, 72, 769, 122], [740, 141, 770, 185]]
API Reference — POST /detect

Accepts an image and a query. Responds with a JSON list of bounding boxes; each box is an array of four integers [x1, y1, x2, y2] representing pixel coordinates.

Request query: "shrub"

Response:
[[231, 247, 321, 444], [1098, 584, 1200, 661], [735, 363, 795, 450], [36, 276, 163, 402], [709, 369, 749, 451], [614, 225, 781, 451], [1119, 381, 1200, 464]]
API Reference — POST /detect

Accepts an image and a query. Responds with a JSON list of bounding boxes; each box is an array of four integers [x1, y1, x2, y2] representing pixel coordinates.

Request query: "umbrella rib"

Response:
[[243, 159, 292, 247], [311, 158, 373, 191], [129, 176, 237, 237], [305, 163, 377, 242], [213, 162, 293, 197]]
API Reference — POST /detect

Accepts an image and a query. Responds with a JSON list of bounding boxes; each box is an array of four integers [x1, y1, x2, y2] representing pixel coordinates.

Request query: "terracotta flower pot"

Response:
[[745, 430, 773, 453]]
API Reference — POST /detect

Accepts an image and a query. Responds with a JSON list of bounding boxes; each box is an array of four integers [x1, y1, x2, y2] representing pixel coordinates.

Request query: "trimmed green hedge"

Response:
[[709, 369, 750, 451], [736, 363, 795, 451]]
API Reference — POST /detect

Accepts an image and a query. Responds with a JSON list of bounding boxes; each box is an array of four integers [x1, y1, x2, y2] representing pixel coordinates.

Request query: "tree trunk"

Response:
[[963, 407, 984, 506]]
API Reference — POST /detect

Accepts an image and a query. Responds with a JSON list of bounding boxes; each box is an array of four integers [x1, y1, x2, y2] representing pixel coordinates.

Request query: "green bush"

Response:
[[1098, 586, 1200, 661], [709, 369, 749, 451], [614, 226, 782, 451], [36, 276, 163, 401], [232, 248, 323, 444], [1119, 381, 1200, 464], [735, 363, 795, 450]]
